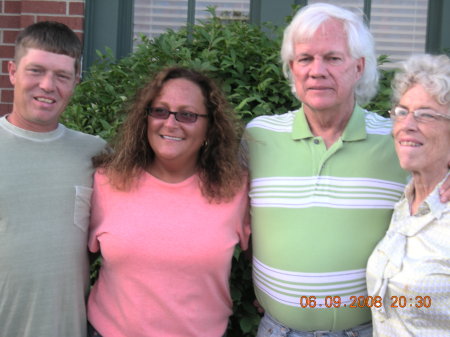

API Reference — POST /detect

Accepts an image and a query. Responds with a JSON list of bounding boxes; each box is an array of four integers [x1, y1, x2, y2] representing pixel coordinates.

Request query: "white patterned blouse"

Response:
[[366, 173, 450, 337]]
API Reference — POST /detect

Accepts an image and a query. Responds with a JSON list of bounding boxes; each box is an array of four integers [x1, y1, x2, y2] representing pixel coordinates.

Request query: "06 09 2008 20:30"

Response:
[[298, 295, 432, 309]]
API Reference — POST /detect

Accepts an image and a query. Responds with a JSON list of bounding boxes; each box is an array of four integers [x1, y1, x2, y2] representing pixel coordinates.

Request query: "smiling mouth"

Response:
[[161, 135, 183, 141], [399, 141, 421, 147], [35, 97, 55, 104]]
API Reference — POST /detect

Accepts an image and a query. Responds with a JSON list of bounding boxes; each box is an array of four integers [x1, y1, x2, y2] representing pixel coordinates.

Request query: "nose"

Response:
[[310, 58, 327, 78], [398, 111, 418, 130], [163, 113, 178, 127], [39, 73, 56, 92]]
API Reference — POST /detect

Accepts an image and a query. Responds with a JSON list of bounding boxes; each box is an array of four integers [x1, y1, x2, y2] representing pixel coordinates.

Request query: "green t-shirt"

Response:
[[0, 116, 105, 337], [245, 106, 408, 330]]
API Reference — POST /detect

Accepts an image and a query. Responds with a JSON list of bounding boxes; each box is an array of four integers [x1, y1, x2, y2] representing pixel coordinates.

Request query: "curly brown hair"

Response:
[[95, 67, 245, 202]]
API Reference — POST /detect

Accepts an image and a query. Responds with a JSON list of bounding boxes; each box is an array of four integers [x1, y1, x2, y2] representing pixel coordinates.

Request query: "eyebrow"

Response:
[[324, 51, 345, 56], [294, 50, 345, 57], [397, 104, 435, 110], [154, 101, 198, 111], [26, 63, 75, 76]]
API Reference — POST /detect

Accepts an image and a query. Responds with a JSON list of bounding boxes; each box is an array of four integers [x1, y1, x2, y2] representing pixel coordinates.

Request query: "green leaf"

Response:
[[239, 317, 255, 333]]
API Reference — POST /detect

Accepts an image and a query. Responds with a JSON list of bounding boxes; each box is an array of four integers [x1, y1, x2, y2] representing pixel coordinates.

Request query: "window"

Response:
[[133, 0, 250, 45], [308, 0, 428, 68], [133, 0, 431, 68], [370, 0, 427, 67]]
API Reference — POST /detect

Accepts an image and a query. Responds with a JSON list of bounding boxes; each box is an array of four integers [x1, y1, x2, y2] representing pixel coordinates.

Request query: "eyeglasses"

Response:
[[389, 106, 450, 123], [147, 107, 208, 123]]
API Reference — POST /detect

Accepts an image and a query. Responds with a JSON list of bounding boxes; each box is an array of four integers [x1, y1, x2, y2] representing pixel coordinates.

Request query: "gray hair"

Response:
[[391, 53, 450, 107], [281, 3, 378, 106]]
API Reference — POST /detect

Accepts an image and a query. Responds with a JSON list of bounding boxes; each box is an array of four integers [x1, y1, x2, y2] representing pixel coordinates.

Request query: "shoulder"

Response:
[[236, 172, 249, 195], [94, 168, 108, 181], [64, 126, 106, 144], [93, 168, 116, 192], [63, 126, 107, 150], [246, 111, 296, 133]]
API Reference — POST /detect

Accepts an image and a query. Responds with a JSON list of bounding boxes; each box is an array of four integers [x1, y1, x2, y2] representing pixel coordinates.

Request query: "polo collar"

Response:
[[291, 105, 367, 142]]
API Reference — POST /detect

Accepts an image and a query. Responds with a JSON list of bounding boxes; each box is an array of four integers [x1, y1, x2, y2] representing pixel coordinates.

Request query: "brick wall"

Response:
[[0, 0, 85, 115]]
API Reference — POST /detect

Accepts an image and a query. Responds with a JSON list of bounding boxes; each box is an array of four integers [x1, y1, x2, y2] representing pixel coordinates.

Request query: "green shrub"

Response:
[[65, 9, 394, 336], [63, 8, 299, 141], [366, 54, 396, 116]]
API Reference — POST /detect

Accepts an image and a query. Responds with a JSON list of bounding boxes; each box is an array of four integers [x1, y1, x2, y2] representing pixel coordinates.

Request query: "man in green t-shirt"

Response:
[[246, 3, 450, 337], [0, 21, 105, 337]]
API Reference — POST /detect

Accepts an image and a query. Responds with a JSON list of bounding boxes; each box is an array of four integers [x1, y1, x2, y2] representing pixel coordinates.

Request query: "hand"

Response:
[[439, 173, 450, 202], [253, 299, 265, 314]]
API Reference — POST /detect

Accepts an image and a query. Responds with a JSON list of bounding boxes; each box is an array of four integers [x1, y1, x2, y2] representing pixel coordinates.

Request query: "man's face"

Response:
[[289, 19, 364, 115], [8, 48, 78, 132]]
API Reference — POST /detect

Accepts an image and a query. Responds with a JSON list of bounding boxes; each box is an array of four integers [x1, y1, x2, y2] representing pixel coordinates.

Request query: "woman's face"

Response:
[[393, 84, 450, 177], [147, 78, 208, 175]]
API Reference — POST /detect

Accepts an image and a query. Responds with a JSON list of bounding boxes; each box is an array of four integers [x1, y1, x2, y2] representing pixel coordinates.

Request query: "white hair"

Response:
[[281, 3, 379, 106], [391, 53, 450, 107]]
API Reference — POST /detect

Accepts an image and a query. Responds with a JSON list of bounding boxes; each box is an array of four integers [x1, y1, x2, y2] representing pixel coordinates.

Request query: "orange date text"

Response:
[[298, 295, 432, 308]]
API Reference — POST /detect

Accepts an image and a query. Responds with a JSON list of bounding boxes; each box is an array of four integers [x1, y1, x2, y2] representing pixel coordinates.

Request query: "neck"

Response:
[[6, 112, 58, 133], [409, 169, 448, 214], [148, 160, 198, 183], [304, 104, 354, 148]]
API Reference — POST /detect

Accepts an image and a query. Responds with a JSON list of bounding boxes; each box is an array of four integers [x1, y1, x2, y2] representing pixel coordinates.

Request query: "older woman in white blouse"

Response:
[[366, 53, 450, 336]]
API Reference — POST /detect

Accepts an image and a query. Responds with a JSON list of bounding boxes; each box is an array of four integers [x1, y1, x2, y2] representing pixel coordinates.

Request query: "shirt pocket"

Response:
[[74, 185, 93, 232]]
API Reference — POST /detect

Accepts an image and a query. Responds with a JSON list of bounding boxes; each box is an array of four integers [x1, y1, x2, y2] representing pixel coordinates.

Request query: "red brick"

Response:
[[3, 30, 20, 44], [37, 16, 84, 32], [21, 1, 66, 15], [1, 88, 14, 103], [69, 2, 85, 16], [0, 103, 13, 116], [76, 32, 84, 42], [2, 60, 12, 73], [0, 45, 15, 59], [4, 1, 22, 14], [19, 16, 36, 28], [0, 74, 13, 88], [0, 15, 22, 29]]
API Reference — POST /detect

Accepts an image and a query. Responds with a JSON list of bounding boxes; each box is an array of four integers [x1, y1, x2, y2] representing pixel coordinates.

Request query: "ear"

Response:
[[356, 57, 365, 80], [8, 61, 17, 86], [289, 60, 294, 72]]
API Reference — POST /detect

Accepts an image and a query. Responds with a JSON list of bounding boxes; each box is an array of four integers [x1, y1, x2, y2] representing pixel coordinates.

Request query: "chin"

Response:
[[307, 98, 337, 111], [399, 162, 415, 172]]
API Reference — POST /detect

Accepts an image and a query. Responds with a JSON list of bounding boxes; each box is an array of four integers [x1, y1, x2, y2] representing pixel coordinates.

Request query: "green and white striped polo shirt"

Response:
[[245, 106, 408, 331]]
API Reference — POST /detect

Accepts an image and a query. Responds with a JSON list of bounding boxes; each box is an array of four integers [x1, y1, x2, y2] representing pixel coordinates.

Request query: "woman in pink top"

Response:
[[87, 67, 250, 337]]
